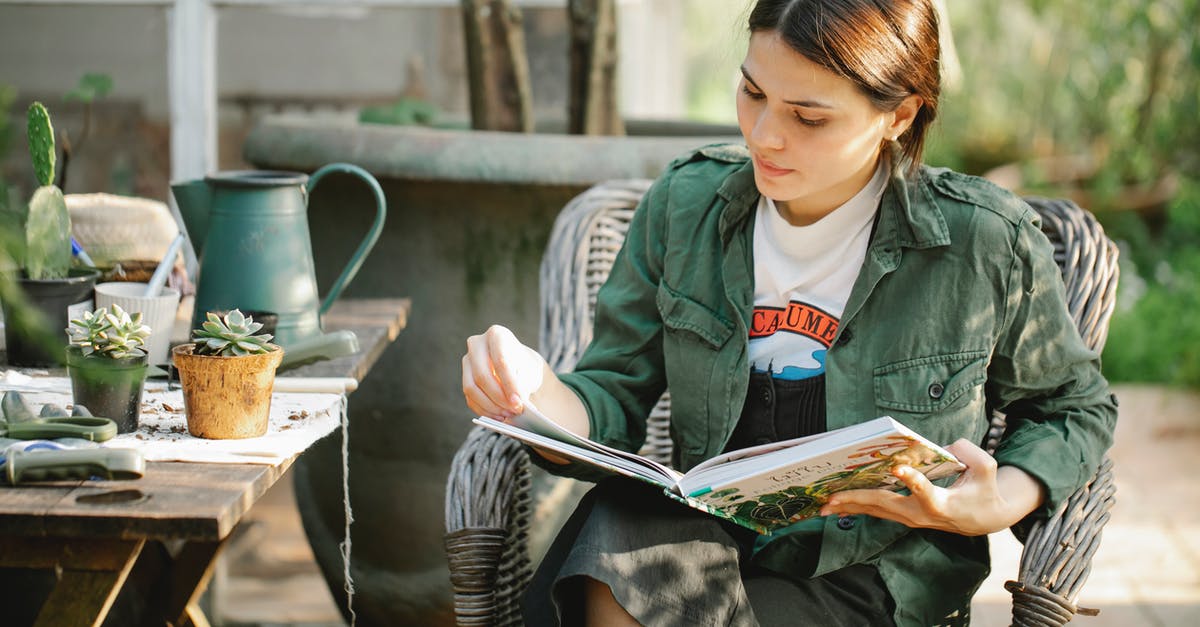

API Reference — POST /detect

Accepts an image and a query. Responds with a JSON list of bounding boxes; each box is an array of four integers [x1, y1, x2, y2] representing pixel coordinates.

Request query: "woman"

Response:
[[462, 1, 1116, 625]]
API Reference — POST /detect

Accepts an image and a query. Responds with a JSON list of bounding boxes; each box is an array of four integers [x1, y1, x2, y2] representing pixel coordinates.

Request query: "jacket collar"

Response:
[[716, 145, 951, 251]]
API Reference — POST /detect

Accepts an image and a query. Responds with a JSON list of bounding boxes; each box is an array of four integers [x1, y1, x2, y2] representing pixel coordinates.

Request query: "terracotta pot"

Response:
[[171, 343, 283, 439]]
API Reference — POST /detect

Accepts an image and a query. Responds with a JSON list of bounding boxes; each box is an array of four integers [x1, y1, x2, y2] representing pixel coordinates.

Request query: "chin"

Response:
[[753, 174, 802, 202]]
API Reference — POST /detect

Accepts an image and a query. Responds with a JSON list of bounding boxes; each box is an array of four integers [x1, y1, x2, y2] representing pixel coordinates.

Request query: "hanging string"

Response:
[[338, 392, 357, 626]]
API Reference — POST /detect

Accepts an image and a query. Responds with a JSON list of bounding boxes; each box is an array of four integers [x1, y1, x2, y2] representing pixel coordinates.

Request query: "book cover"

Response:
[[475, 406, 964, 534]]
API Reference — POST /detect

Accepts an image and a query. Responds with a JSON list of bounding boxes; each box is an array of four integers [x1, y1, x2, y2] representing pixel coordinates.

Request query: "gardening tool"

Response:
[[1, 391, 119, 442], [171, 163, 386, 364], [1, 443, 144, 484]]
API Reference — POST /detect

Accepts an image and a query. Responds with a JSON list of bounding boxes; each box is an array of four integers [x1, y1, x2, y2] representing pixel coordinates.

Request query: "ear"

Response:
[[885, 94, 924, 140]]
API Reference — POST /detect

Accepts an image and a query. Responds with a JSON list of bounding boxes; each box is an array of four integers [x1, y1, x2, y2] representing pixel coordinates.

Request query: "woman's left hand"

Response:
[[818, 439, 1046, 536]]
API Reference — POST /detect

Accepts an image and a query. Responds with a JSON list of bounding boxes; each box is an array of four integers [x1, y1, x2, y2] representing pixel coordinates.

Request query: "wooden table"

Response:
[[0, 298, 409, 627]]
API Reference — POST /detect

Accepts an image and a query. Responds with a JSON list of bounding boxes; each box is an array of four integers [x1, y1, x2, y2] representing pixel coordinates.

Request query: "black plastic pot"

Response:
[[65, 347, 148, 433], [3, 268, 101, 367]]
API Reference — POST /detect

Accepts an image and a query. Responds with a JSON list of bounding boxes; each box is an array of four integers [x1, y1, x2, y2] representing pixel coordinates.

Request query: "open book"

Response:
[[475, 405, 966, 534]]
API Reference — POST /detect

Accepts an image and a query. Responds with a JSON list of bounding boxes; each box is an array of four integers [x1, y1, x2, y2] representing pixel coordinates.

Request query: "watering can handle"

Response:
[[307, 163, 388, 316]]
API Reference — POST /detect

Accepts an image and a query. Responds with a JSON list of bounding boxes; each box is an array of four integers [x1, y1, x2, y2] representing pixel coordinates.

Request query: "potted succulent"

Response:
[[1, 102, 101, 366], [171, 309, 283, 439], [65, 303, 151, 433]]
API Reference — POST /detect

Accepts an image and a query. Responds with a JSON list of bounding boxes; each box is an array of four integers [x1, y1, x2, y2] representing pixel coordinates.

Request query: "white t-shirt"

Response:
[[749, 162, 889, 380]]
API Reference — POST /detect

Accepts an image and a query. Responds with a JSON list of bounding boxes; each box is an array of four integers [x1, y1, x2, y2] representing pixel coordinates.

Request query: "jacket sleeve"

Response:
[[987, 210, 1118, 521], [529, 170, 673, 482]]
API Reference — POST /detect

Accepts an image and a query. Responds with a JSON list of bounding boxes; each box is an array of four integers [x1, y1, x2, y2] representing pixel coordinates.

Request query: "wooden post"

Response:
[[568, 0, 624, 136], [460, 0, 533, 132]]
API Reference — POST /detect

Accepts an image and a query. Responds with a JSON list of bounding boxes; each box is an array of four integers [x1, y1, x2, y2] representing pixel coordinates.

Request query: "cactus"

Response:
[[25, 186, 71, 280], [192, 309, 276, 357], [23, 102, 72, 280], [67, 303, 151, 360], [27, 102, 55, 187]]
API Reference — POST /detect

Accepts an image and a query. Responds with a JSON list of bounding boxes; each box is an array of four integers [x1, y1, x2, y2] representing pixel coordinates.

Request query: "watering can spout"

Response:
[[170, 179, 212, 256]]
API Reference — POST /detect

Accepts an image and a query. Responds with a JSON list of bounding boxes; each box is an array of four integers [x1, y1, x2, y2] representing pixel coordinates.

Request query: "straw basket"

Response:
[[171, 343, 284, 439], [67, 193, 179, 265]]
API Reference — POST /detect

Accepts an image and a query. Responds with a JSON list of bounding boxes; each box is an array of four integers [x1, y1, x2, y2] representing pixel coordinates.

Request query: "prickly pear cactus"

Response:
[[27, 102, 55, 187], [23, 102, 71, 280], [25, 186, 71, 280]]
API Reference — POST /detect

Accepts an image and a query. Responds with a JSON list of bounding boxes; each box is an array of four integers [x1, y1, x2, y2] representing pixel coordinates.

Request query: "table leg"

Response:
[[164, 540, 224, 627], [22, 538, 146, 627]]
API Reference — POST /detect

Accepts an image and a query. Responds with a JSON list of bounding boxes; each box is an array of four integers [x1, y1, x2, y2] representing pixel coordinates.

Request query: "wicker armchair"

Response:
[[445, 181, 1119, 626]]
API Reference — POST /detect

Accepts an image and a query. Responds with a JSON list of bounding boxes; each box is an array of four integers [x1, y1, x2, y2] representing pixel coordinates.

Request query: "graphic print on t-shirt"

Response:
[[749, 300, 839, 381]]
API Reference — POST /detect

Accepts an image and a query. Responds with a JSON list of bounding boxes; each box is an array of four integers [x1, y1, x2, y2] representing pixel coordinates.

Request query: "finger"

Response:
[[891, 465, 954, 522], [892, 465, 936, 501], [462, 348, 514, 417], [822, 492, 920, 527], [946, 438, 997, 479], [485, 326, 527, 411], [462, 356, 509, 419]]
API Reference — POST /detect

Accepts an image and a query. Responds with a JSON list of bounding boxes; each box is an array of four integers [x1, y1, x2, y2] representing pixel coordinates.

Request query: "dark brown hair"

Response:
[[748, 0, 941, 168]]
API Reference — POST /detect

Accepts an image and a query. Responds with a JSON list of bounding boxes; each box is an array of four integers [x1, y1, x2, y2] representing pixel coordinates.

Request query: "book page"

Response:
[[475, 413, 683, 486], [676, 417, 965, 532], [514, 403, 682, 483]]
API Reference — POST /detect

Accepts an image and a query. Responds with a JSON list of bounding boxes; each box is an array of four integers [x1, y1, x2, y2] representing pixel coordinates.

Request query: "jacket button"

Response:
[[760, 386, 772, 404], [928, 382, 945, 399], [836, 328, 853, 346], [836, 515, 856, 530]]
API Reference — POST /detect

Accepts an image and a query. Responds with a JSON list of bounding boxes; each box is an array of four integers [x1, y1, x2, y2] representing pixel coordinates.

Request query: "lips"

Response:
[[754, 154, 793, 177]]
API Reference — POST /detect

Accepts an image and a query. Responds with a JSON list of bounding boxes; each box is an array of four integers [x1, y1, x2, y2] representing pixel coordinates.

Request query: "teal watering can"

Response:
[[171, 163, 386, 367]]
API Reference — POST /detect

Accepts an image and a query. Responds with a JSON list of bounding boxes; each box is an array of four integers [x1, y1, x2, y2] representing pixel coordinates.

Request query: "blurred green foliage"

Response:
[[0, 84, 16, 216], [930, 0, 1199, 187], [358, 97, 438, 127], [1102, 181, 1200, 386], [64, 72, 113, 105]]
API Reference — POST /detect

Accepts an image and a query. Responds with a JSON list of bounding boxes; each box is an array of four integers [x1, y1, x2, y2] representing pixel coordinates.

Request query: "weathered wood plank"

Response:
[[8, 460, 288, 542], [461, 0, 534, 132], [31, 539, 143, 627], [165, 540, 223, 627], [568, 0, 624, 135], [0, 536, 143, 570]]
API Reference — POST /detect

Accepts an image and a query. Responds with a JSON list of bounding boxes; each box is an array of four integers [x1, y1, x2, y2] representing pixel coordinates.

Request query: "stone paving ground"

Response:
[[219, 383, 1200, 626]]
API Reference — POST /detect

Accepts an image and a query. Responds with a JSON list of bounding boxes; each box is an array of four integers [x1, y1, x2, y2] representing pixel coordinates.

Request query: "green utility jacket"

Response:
[[551, 144, 1117, 626]]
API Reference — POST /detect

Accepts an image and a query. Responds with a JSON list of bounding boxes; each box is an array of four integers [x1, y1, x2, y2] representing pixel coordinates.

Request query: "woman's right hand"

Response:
[[462, 325, 549, 422]]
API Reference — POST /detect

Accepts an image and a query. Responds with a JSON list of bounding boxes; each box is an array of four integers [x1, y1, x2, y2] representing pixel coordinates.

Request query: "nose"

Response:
[[750, 109, 786, 152]]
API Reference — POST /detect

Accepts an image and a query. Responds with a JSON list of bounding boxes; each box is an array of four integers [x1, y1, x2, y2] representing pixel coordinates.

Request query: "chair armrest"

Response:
[[445, 426, 534, 626], [1006, 456, 1116, 626]]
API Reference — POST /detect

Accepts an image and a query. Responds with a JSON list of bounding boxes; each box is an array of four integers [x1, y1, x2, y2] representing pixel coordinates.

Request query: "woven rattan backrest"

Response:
[[537, 180, 676, 463], [1023, 197, 1120, 353]]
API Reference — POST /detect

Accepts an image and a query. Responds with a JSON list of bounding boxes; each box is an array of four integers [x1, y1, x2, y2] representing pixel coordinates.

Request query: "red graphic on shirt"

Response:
[[750, 301, 839, 347]]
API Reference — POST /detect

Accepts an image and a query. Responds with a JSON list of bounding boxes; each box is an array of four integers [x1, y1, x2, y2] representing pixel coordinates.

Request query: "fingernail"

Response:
[[509, 395, 522, 412], [819, 508, 831, 517]]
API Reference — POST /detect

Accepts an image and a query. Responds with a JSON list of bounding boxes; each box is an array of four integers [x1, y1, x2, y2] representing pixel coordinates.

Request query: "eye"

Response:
[[741, 84, 765, 100], [793, 111, 826, 128]]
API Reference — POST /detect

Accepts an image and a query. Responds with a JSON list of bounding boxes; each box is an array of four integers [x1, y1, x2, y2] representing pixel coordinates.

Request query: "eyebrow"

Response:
[[741, 66, 835, 109]]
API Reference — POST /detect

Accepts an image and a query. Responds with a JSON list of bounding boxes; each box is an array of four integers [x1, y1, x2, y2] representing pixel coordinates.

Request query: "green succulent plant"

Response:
[[67, 303, 151, 360], [24, 101, 71, 280], [192, 309, 275, 356]]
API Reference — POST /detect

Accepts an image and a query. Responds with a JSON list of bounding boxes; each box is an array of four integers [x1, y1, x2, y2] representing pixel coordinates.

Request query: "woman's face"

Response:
[[736, 31, 916, 224]]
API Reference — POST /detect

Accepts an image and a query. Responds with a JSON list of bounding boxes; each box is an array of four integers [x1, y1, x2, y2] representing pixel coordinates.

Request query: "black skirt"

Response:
[[522, 478, 896, 627]]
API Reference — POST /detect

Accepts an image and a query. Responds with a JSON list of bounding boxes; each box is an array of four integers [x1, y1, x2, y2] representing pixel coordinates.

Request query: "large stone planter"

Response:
[[244, 117, 736, 625]]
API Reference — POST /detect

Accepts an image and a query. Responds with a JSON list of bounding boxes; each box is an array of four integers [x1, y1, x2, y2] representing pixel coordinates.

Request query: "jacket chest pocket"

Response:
[[873, 351, 988, 440], [656, 283, 735, 454]]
